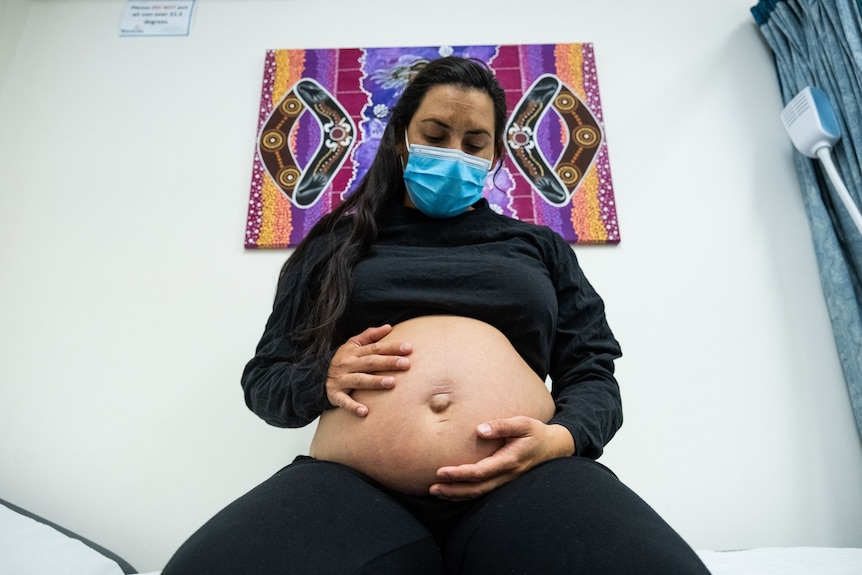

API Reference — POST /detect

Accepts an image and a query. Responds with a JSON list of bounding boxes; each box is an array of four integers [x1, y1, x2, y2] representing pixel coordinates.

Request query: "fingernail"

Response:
[[381, 376, 395, 388], [478, 423, 492, 435], [396, 358, 409, 369]]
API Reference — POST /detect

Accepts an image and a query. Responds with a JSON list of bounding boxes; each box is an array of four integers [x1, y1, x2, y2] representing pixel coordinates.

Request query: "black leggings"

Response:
[[162, 456, 710, 574]]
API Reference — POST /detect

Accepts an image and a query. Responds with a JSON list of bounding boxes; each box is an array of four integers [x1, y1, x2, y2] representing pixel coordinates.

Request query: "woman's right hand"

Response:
[[326, 324, 411, 417]]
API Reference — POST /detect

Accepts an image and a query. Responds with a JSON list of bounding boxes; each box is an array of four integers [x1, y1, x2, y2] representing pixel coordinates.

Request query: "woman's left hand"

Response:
[[429, 418, 575, 501]]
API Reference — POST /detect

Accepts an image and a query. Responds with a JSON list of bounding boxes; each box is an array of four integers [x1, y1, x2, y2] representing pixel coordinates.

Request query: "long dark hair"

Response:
[[284, 56, 508, 358]]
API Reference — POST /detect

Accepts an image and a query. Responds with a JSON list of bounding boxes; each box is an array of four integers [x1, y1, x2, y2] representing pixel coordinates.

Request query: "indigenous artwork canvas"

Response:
[[244, 43, 620, 248]]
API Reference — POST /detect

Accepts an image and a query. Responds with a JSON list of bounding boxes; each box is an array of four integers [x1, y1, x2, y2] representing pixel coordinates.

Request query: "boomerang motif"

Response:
[[258, 78, 356, 208], [505, 74, 603, 206]]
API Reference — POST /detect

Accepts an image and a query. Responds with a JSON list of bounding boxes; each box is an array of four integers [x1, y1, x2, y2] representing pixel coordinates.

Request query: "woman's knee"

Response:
[[445, 457, 709, 575], [163, 458, 443, 574]]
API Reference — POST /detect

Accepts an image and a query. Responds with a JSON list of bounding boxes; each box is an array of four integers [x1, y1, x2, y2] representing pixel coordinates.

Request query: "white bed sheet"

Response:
[[696, 547, 862, 574], [0, 503, 125, 575]]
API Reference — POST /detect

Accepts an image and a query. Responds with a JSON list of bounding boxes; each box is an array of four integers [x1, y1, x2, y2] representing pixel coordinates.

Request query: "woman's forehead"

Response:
[[412, 85, 496, 130]]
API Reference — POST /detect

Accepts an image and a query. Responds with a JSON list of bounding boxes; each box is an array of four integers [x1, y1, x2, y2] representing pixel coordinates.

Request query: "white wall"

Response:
[[0, 0, 30, 90], [1, 0, 860, 571]]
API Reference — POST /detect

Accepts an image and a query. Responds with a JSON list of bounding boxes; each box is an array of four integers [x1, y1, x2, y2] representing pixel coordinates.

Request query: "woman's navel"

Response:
[[429, 392, 453, 413], [427, 382, 455, 413]]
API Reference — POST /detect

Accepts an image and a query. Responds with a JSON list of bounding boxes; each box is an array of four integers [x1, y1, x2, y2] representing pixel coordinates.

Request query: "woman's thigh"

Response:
[[162, 457, 444, 575], [444, 457, 710, 575]]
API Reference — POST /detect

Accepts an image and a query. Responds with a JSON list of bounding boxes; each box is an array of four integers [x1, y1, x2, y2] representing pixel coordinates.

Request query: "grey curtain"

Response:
[[751, 0, 862, 438]]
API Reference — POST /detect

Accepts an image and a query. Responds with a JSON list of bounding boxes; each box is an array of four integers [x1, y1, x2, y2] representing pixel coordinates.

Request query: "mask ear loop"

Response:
[[399, 128, 410, 171], [489, 138, 503, 173]]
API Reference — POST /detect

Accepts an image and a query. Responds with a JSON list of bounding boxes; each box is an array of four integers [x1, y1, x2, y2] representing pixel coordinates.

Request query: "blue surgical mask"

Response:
[[402, 133, 492, 219]]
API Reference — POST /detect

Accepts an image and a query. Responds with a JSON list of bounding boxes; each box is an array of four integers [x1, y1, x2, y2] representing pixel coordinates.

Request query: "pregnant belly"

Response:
[[308, 315, 555, 495]]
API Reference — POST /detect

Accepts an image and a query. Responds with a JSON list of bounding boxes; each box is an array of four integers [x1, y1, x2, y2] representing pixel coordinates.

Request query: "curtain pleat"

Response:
[[752, 0, 862, 438]]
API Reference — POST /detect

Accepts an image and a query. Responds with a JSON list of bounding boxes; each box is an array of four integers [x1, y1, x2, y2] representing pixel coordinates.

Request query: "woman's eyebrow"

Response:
[[419, 118, 491, 137], [419, 118, 451, 130]]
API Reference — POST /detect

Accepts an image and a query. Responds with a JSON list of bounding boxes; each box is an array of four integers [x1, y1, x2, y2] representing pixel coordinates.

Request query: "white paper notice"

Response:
[[119, 2, 195, 37]]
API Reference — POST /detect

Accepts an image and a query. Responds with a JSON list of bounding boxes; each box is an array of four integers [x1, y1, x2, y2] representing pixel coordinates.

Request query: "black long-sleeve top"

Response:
[[242, 199, 623, 458]]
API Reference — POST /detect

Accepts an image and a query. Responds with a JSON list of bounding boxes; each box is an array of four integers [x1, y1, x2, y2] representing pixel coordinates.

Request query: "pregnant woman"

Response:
[[162, 56, 710, 574]]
